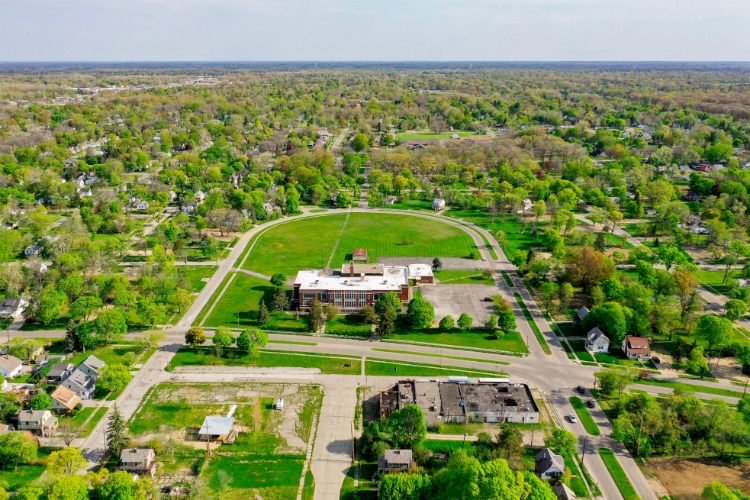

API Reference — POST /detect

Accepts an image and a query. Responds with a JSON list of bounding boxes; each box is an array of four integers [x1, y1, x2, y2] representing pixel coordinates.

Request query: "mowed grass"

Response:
[[444, 210, 545, 256], [324, 315, 373, 336], [130, 399, 221, 436], [0, 447, 58, 491], [205, 454, 304, 492], [365, 359, 507, 377], [388, 321, 527, 354], [203, 273, 308, 331], [330, 213, 478, 266], [81, 406, 109, 437], [167, 347, 362, 375], [569, 396, 601, 436], [598, 449, 640, 500], [398, 131, 475, 140], [68, 344, 146, 367], [242, 214, 346, 276], [180, 265, 219, 293], [434, 270, 495, 286]]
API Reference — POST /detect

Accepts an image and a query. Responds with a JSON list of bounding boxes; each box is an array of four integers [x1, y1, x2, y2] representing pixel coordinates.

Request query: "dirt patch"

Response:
[[646, 457, 750, 500]]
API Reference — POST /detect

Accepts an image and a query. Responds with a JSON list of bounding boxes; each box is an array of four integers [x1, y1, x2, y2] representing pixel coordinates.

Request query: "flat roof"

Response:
[[296, 267, 407, 292], [407, 264, 433, 278]]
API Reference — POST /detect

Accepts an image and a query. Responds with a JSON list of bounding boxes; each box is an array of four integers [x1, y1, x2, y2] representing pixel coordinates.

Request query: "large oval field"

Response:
[[242, 212, 479, 276]]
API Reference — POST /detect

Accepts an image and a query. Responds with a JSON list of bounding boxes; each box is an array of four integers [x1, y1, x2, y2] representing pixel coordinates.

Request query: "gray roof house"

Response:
[[554, 482, 577, 500], [77, 355, 106, 380], [378, 449, 414, 474], [60, 369, 96, 399], [574, 307, 589, 325], [198, 416, 237, 442], [47, 363, 75, 383], [535, 448, 565, 480], [119, 448, 157, 477], [18, 410, 58, 437], [0, 354, 23, 379], [585, 327, 610, 354], [0, 298, 27, 319]]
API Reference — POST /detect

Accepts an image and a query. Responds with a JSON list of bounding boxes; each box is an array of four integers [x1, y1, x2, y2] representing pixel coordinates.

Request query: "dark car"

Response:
[[484, 297, 494, 302], [576, 386, 585, 394], [586, 400, 595, 409], [652, 356, 661, 364]]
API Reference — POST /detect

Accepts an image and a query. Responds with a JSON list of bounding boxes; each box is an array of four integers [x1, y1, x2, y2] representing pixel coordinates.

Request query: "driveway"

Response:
[[420, 283, 496, 323]]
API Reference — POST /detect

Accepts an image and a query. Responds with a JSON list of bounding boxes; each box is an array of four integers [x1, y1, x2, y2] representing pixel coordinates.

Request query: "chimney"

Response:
[[350, 261, 354, 277]]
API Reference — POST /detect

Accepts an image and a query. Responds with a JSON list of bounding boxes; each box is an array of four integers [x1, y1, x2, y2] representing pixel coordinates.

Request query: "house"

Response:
[[17, 410, 58, 437], [198, 416, 237, 442], [646, 209, 657, 216], [274, 398, 284, 410], [408, 264, 434, 284], [77, 188, 93, 197], [25, 243, 41, 256], [0, 298, 27, 319], [554, 482, 578, 500], [0, 354, 23, 379], [386, 195, 398, 205], [378, 449, 414, 474], [294, 266, 410, 312], [77, 355, 106, 380], [585, 327, 610, 354], [168, 191, 178, 202], [26, 261, 48, 274], [50, 386, 81, 414], [522, 199, 533, 211], [623, 337, 652, 360], [119, 448, 157, 477], [47, 363, 74, 383], [195, 190, 206, 203], [135, 201, 150, 210], [685, 191, 702, 202], [60, 369, 96, 399], [352, 249, 368, 262], [127, 193, 138, 205], [432, 198, 446, 211], [182, 201, 197, 214], [535, 448, 565, 480], [0, 424, 14, 435], [3, 221, 17, 230], [574, 307, 589, 325]]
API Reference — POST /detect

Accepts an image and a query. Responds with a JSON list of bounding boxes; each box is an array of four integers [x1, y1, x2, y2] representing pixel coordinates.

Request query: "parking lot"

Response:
[[420, 283, 498, 323]]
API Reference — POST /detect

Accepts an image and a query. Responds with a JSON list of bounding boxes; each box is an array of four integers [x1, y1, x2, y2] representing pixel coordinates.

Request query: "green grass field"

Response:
[[202, 273, 308, 331], [385, 199, 434, 211], [365, 358, 507, 377], [514, 293, 552, 355], [568, 340, 596, 362], [501, 271, 515, 287], [330, 213, 478, 267], [206, 453, 304, 493], [569, 396, 601, 436], [167, 347, 361, 375], [81, 406, 109, 437], [371, 348, 511, 366], [242, 214, 347, 276], [598, 449, 640, 500], [434, 270, 495, 286], [444, 210, 545, 256], [0, 447, 58, 491], [388, 320, 527, 354], [179, 265, 219, 293], [398, 130, 475, 140], [324, 315, 373, 336], [694, 268, 735, 296], [68, 344, 146, 368]]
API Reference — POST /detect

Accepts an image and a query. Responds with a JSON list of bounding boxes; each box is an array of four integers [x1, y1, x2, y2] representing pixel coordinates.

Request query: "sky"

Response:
[[0, 0, 748, 62]]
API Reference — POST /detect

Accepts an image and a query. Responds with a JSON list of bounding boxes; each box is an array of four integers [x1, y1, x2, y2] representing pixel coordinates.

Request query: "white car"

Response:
[[569, 414, 578, 423]]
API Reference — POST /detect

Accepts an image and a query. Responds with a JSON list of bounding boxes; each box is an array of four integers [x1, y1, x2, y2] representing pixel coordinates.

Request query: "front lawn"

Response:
[[387, 320, 527, 354], [0, 447, 59, 491], [568, 340, 596, 362], [435, 270, 495, 286], [365, 358, 508, 377], [325, 315, 373, 336]]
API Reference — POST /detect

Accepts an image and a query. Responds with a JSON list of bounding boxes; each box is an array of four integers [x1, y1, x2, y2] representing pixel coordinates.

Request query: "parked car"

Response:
[[652, 356, 661, 364], [586, 400, 595, 409], [576, 386, 585, 394], [569, 414, 578, 423], [484, 297, 493, 302]]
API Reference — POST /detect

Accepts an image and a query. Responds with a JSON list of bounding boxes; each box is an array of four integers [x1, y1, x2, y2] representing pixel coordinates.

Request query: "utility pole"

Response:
[[581, 437, 587, 466], [636, 410, 644, 457], [351, 422, 355, 460], [744, 381, 748, 399], [462, 399, 468, 449]]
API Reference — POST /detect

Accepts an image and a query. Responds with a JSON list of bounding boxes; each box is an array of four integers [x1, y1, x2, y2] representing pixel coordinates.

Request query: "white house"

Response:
[[182, 201, 197, 214], [0, 355, 23, 378], [78, 188, 93, 197], [535, 448, 565, 480], [522, 199, 533, 211], [195, 190, 206, 203], [18, 410, 58, 437], [432, 198, 446, 211], [584, 327, 610, 354], [25, 243, 41, 256], [26, 262, 48, 274], [135, 201, 150, 210], [623, 337, 652, 360]]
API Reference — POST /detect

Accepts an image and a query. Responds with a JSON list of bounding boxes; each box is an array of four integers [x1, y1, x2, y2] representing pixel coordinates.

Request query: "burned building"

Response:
[[380, 380, 539, 426]]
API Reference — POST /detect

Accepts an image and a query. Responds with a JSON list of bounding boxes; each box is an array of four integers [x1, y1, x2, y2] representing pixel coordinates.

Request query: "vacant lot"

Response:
[[646, 457, 750, 500], [388, 318, 527, 354]]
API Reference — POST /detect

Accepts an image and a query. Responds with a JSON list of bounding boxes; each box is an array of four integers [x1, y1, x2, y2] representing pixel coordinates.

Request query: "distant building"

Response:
[[584, 327, 610, 354], [17, 410, 58, 437], [554, 483, 577, 500], [0, 298, 27, 319], [352, 249, 368, 262], [0, 354, 23, 378], [522, 199, 533, 211], [535, 448, 565, 480], [408, 264, 434, 284], [25, 243, 41, 256], [623, 337, 652, 360], [574, 307, 589, 325], [432, 198, 446, 211], [135, 201, 150, 210], [119, 448, 157, 477], [386, 196, 398, 205], [378, 449, 414, 474], [182, 201, 197, 214], [198, 416, 237, 443], [50, 386, 81, 414]]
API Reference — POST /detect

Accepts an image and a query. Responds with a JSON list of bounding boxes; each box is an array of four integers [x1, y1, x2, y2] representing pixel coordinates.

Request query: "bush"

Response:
[[439, 315, 455, 330]]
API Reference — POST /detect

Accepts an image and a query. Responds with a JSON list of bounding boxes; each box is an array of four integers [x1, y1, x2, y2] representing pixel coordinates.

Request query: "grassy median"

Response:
[[569, 396, 601, 436]]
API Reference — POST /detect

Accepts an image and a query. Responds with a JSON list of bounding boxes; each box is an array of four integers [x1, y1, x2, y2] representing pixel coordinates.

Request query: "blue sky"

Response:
[[0, 0, 748, 61]]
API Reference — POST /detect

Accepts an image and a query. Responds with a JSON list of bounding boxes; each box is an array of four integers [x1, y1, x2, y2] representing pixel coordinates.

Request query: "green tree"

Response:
[[380, 474, 430, 500], [352, 134, 369, 152], [47, 447, 87, 477], [323, 303, 340, 323], [594, 232, 606, 252], [70, 295, 102, 321], [98, 365, 133, 394], [457, 313, 473, 330], [0, 432, 37, 470], [257, 300, 270, 325], [213, 326, 234, 348], [185, 327, 206, 346], [29, 392, 52, 410], [544, 428, 578, 458], [98, 470, 136, 500], [270, 273, 286, 287], [94, 309, 127, 345], [387, 405, 427, 449], [496, 310, 517, 332], [696, 315, 732, 352], [308, 297, 324, 333], [598, 366, 633, 396], [407, 292, 435, 328], [236, 329, 251, 352], [725, 299, 747, 320], [440, 315, 455, 330], [485, 313, 498, 330], [375, 292, 400, 337], [583, 302, 629, 345], [106, 404, 127, 457], [49, 475, 89, 500], [37, 284, 67, 324], [432, 257, 442, 270], [272, 286, 287, 311]]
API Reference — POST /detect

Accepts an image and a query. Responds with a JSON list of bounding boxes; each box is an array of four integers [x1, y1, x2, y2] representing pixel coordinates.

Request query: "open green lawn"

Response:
[[514, 293, 552, 355], [330, 213, 478, 267], [68, 344, 146, 368], [569, 396, 601, 435], [130, 400, 224, 437], [242, 215, 347, 276], [167, 347, 361, 375], [365, 359, 507, 377], [444, 211, 545, 256], [385, 199, 434, 211], [81, 406, 109, 437], [0, 447, 59, 491], [388, 319, 527, 354], [325, 315, 373, 336], [398, 130, 475, 140], [62, 407, 95, 430], [594, 350, 646, 368], [179, 265, 219, 293], [434, 270, 495, 286], [202, 273, 308, 331], [568, 340, 596, 362], [598, 449, 640, 500], [371, 348, 511, 366], [205, 453, 304, 494], [694, 268, 735, 296]]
